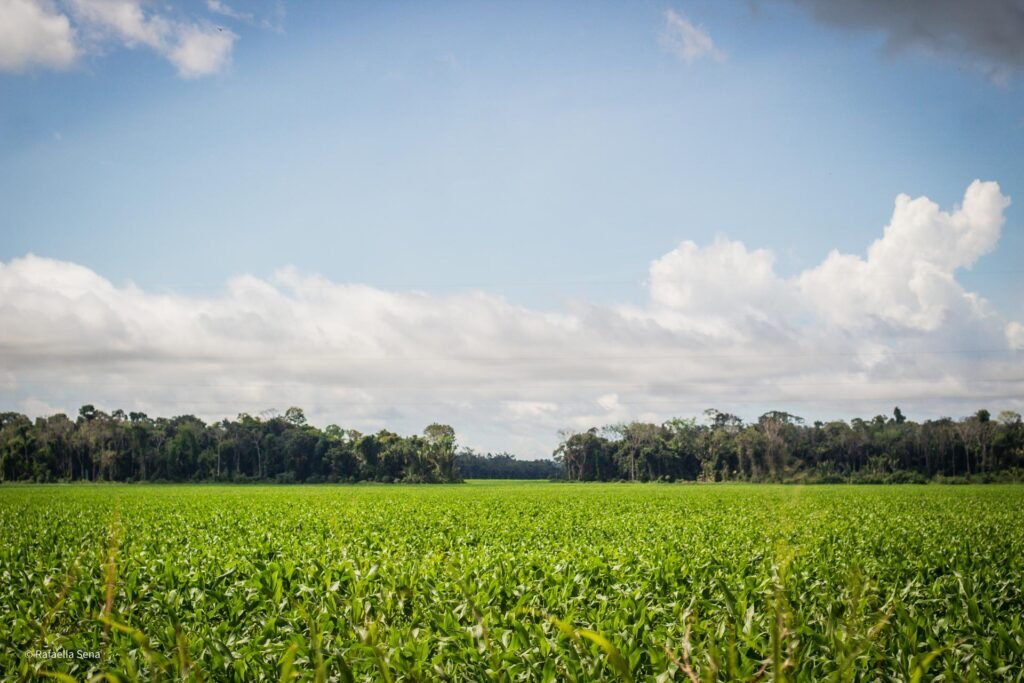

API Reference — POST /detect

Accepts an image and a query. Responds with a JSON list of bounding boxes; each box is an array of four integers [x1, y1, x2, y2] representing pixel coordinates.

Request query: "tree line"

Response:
[[554, 408, 1024, 483], [3, 404, 1023, 484], [454, 451, 560, 479], [0, 406, 468, 483]]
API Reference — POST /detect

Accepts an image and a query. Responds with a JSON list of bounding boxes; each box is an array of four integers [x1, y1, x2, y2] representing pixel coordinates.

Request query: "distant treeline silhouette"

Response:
[[554, 408, 1024, 483], [455, 451, 559, 479], [2, 405, 1022, 484]]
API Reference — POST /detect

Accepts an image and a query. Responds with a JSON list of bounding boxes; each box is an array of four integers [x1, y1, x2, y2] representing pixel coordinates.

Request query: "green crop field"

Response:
[[1, 483, 1023, 682]]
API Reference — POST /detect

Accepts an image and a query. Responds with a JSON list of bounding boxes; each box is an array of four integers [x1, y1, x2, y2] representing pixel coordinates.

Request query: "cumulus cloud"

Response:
[[1, 181, 1020, 457], [66, 0, 236, 78], [660, 8, 724, 64], [797, 180, 1010, 332], [166, 23, 235, 78], [0, 0, 237, 77], [1009, 322, 1024, 351], [782, 0, 1024, 83], [647, 238, 791, 336], [0, 0, 77, 71]]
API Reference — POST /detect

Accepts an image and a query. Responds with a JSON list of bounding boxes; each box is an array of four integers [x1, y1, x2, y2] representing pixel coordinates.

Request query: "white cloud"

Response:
[[167, 23, 235, 78], [797, 180, 1009, 332], [0, 0, 77, 71], [67, 0, 169, 47], [0, 0, 237, 77], [0, 181, 1020, 457], [67, 0, 237, 78], [660, 8, 724, 64], [647, 238, 791, 335], [1008, 322, 1024, 351]]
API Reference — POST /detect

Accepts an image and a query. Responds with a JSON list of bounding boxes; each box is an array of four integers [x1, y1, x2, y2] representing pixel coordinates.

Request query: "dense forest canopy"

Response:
[[0, 406, 466, 483], [1, 405, 1022, 484], [555, 408, 1024, 484]]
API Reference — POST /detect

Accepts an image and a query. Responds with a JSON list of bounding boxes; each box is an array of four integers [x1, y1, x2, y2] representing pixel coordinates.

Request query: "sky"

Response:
[[1, 0, 1023, 458]]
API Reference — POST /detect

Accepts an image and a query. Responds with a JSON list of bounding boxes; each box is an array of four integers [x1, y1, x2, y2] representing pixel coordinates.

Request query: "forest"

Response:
[[0, 406, 465, 483], [1, 405, 1022, 484], [556, 408, 1024, 483]]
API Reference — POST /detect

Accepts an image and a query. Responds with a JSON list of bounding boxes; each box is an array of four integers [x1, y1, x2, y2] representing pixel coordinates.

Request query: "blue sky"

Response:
[[1, 0, 1023, 457]]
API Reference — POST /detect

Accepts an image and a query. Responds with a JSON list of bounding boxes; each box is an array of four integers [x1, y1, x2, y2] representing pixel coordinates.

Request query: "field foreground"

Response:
[[1, 483, 1023, 681]]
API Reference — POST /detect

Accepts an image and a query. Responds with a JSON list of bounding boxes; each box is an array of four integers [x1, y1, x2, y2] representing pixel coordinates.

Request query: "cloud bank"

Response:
[[1, 181, 1020, 457], [0, 0, 237, 77]]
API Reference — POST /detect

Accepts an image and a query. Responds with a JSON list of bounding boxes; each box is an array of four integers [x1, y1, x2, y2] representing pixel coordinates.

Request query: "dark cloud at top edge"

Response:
[[785, 0, 1024, 80]]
